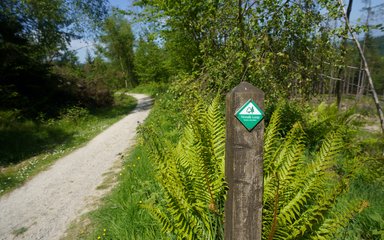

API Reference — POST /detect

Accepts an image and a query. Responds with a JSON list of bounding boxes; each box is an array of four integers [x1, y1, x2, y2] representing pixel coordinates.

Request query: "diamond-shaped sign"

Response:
[[235, 99, 264, 131]]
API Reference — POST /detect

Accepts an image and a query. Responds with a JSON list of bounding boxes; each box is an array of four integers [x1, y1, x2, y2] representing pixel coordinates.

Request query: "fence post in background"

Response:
[[225, 81, 264, 240]]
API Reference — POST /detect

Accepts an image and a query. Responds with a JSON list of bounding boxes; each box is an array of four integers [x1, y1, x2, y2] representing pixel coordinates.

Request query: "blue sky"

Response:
[[69, 0, 383, 62], [68, 0, 132, 62], [350, 0, 383, 25]]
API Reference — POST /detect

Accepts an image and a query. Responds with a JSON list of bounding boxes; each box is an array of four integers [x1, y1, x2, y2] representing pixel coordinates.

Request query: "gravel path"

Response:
[[0, 94, 153, 240]]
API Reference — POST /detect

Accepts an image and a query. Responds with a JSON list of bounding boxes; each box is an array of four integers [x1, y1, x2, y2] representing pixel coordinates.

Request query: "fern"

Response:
[[309, 200, 369, 240], [144, 97, 365, 240], [144, 95, 226, 239], [262, 105, 366, 240]]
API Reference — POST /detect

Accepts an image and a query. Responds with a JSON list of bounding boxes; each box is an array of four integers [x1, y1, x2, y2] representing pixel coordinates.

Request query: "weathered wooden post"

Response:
[[225, 81, 264, 240]]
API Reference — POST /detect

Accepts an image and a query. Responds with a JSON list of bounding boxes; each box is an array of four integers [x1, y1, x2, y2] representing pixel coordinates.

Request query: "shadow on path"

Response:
[[132, 96, 154, 113]]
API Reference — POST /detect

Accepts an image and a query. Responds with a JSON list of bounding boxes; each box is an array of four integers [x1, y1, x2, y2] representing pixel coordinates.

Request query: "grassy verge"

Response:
[[81, 145, 164, 240], [0, 93, 137, 196], [72, 84, 184, 240]]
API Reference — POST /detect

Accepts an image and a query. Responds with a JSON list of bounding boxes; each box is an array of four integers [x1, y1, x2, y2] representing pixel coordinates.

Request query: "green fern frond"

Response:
[[284, 180, 346, 239], [264, 105, 283, 174], [311, 130, 344, 176], [263, 122, 306, 210], [310, 200, 369, 240], [146, 95, 226, 239], [273, 135, 342, 237], [206, 95, 225, 158], [142, 202, 175, 235], [262, 108, 358, 240], [274, 122, 305, 183], [146, 96, 362, 240]]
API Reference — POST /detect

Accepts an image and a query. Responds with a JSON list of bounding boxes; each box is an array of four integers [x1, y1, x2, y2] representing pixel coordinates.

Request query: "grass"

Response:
[[305, 96, 384, 239], [84, 146, 165, 240], [0, 93, 137, 196], [67, 84, 185, 240], [128, 82, 168, 96], [336, 176, 384, 239], [334, 128, 384, 239]]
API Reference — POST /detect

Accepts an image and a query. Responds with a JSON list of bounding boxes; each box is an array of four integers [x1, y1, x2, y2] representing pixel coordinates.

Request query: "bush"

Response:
[[53, 66, 114, 109], [59, 106, 89, 122]]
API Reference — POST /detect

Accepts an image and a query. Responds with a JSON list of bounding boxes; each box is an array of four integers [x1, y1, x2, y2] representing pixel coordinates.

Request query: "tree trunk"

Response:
[[336, 0, 353, 110], [338, 0, 384, 134], [358, 70, 366, 96], [329, 67, 334, 100], [356, 0, 370, 100]]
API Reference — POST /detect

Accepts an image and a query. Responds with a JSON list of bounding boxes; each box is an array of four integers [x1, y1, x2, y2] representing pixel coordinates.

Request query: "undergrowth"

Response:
[[0, 93, 137, 195], [84, 82, 383, 239]]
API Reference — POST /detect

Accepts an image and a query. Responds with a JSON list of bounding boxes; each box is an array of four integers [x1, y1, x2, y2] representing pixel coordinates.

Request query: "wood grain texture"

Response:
[[225, 82, 264, 240]]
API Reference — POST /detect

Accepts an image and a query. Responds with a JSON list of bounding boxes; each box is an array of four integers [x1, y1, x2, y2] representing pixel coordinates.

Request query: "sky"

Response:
[[350, 0, 384, 25], [68, 0, 132, 62], [69, 0, 384, 63]]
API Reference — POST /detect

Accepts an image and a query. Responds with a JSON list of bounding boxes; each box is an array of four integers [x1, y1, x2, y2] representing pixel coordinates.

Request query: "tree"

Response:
[[134, 36, 169, 83], [0, 0, 109, 115], [0, 0, 108, 60], [100, 14, 136, 88], [335, 0, 354, 110], [337, 0, 384, 133], [135, 0, 340, 100], [134, 0, 217, 73]]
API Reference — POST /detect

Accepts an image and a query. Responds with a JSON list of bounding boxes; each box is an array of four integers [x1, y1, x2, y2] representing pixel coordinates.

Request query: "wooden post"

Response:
[[225, 81, 264, 240]]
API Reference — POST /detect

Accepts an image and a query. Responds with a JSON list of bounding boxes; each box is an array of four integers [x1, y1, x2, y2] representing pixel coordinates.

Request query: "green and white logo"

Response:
[[235, 99, 264, 131]]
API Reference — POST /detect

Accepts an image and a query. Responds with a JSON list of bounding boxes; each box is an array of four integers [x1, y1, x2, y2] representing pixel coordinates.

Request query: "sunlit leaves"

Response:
[[99, 14, 136, 88]]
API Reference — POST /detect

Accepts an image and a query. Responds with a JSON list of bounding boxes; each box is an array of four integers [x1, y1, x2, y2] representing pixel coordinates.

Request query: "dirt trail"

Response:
[[0, 94, 152, 240]]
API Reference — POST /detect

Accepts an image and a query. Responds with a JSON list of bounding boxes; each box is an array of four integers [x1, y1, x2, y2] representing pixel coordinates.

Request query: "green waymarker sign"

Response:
[[235, 99, 264, 131]]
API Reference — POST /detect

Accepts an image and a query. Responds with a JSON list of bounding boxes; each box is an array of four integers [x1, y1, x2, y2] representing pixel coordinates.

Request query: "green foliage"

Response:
[[0, 94, 136, 195], [0, 0, 111, 117], [99, 14, 136, 88], [81, 56, 122, 90], [264, 101, 305, 137], [265, 100, 360, 151], [143, 95, 367, 239], [129, 82, 168, 97], [303, 102, 359, 151], [52, 65, 114, 109], [86, 146, 165, 240], [143, 95, 226, 239], [134, 37, 170, 83], [0, 0, 108, 57], [332, 127, 384, 239], [134, 0, 209, 73], [262, 107, 367, 239], [332, 175, 384, 240], [162, 28, 201, 73], [135, 0, 342, 99]]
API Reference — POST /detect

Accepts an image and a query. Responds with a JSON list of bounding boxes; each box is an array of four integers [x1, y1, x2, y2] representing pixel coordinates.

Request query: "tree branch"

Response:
[[337, 0, 384, 134]]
